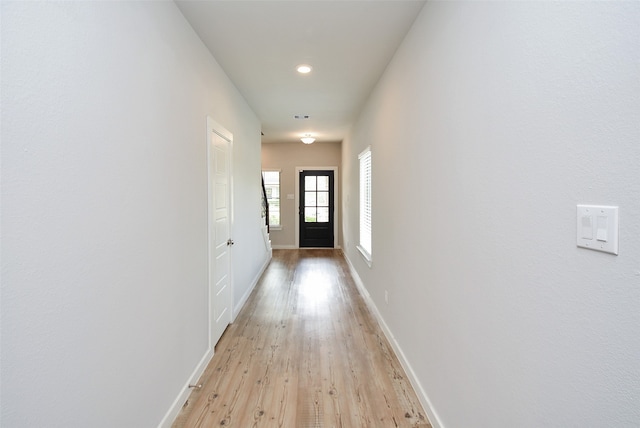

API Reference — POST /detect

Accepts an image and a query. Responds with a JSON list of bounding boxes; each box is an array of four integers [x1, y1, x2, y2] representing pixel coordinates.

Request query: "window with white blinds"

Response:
[[358, 147, 372, 262]]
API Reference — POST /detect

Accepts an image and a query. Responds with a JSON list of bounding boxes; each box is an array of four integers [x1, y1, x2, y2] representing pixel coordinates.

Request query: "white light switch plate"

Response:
[[576, 205, 619, 255]]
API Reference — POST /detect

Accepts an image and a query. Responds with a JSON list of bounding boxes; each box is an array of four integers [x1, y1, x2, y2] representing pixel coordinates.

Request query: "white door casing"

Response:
[[207, 117, 233, 349]]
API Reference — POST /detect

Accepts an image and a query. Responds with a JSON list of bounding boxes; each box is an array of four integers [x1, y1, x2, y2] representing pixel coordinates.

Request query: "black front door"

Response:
[[299, 170, 334, 248]]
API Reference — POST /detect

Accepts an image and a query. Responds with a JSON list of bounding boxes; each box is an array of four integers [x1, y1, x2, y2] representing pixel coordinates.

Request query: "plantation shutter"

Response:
[[359, 148, 372, 257]]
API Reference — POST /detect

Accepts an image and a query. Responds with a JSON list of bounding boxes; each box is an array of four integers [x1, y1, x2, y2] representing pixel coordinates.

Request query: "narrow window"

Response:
[[262, 170, 281, 228], [358, 147, 372, 262]]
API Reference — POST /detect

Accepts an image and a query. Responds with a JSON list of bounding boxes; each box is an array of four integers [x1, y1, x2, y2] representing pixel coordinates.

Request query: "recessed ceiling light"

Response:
[[296, 64, 312, 74]]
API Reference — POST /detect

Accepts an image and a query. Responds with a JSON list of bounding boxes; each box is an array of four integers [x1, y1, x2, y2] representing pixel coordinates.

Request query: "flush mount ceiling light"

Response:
[[296, 64, 312, 74], [301, 134, 315, 144]]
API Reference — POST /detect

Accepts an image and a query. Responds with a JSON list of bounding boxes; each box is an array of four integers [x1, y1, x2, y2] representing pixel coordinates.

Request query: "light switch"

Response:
[[596, 216, 608, 242], [577, 205, 618, 255], [581, 215, 593, 239]]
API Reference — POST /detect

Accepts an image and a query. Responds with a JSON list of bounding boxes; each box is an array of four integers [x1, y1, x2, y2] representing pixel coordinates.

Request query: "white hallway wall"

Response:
[[343, 2, 640, 427], [1, 2, 267, 426]]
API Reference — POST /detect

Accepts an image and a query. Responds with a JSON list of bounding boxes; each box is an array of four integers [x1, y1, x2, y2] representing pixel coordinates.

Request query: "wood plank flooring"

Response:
[[172, 249, 430, 428]]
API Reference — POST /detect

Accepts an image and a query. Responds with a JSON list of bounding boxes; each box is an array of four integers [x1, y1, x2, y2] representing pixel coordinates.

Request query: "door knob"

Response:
[[227, 239, 235, 246]]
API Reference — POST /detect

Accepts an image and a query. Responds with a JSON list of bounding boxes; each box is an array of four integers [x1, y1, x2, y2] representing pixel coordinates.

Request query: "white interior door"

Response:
[[208, 118, 233, 348]]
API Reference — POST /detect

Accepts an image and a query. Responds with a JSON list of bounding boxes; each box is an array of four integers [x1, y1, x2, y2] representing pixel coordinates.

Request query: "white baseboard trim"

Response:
[[342, 253, 444, 428], [160, 252, 272, 427], [157, 346, 214, 428], [233, 252, 272, 320], [271, 244, 297, 249]]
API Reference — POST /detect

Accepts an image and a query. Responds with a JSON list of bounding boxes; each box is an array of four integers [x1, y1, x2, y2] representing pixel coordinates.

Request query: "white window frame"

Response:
[[262, 169, 282, 230], [357, 147, 372, 266]]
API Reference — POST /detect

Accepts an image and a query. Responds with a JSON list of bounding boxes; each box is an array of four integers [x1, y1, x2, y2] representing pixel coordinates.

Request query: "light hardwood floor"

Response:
[[172, 249, 430, 427]]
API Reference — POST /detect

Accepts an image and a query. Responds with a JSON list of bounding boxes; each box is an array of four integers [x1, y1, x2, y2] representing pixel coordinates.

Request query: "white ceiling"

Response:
[[175, 0, 426, 144]]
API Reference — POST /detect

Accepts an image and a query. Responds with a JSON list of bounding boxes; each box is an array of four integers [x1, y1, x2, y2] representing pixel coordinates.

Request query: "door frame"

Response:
[[295, 166, 338, 248], [206, 116, 234, 351]]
